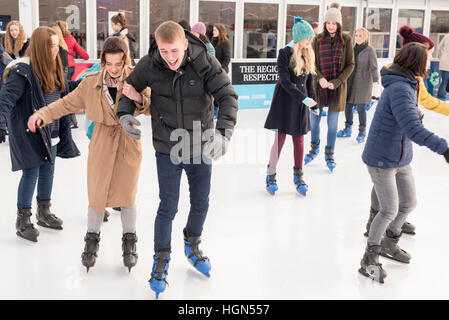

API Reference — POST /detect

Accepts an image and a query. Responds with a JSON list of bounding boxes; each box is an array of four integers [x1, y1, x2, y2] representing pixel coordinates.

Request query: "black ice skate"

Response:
[[122, 233, 138, 272], [359, 245, 387, 283], [380, 230, 411, 263], [16, 208, 40, 242], [36, 200, 63, 230], [81, 232, 100, 272]]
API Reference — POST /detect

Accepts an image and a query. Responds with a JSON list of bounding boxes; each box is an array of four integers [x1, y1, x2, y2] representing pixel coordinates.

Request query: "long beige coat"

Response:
[[438, 33, 449, 72], [35, 66, 150, 213]]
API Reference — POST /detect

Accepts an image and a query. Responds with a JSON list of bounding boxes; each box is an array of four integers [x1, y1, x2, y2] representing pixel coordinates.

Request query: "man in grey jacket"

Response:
[[117, 21, 238, 299]]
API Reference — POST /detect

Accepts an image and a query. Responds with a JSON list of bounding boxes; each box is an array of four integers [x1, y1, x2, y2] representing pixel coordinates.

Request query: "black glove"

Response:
[[444, 148, 449, 164], [0, 129, 6, 143]]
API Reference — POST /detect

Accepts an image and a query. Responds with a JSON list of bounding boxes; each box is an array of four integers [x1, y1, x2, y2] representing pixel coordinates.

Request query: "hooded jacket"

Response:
[[362, 64, 447, 169], [0, 57, 80, 171], [64, 36, 89, 68], [117, 30, 238, 160]]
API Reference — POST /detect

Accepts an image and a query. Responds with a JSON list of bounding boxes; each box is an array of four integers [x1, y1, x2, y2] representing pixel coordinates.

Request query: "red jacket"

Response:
[[64, 36, 89, 67]]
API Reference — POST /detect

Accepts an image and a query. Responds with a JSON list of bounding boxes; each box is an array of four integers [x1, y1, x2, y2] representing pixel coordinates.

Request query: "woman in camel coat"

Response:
[[28, 37, 150, 273]]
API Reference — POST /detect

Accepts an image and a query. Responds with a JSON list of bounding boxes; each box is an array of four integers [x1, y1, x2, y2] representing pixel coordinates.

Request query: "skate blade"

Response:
[[402, 230, 416, 235], [36, 221, 63, 230], [16, 231, 38, 242], [359, 267, 385, 284]]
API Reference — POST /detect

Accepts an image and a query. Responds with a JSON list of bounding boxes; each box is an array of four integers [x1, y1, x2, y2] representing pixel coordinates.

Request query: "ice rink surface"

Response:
[[0, 106, 448, 300]]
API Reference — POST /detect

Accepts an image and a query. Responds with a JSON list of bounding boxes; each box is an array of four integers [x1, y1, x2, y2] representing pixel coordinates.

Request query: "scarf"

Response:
[[347, 42, 368, 100], [318, 33, 344, 106], [103, 70, 124, 109]]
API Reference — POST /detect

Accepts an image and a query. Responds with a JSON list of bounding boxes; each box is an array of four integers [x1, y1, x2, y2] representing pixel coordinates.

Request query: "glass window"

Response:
[[243, 3, 278, 59], [396, 9, 424, 52], [364, 8, 392, 58], [0, 0, 20, 44], [341, 7, 357, 35], [39, 0, 87, 49], [199, 1, 235, 58], [150, 0, 190, 43], [97, 0, 139, 58], [430, 11, 449, 58], [285, 4, 319, 44]]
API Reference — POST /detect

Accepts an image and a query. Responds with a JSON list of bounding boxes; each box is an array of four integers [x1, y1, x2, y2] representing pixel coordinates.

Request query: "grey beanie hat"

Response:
[[325, 2, 342, 25]]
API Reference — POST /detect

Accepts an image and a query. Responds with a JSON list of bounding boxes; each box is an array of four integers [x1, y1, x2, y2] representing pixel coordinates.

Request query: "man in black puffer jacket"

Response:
[[117, 21, 238, 298]]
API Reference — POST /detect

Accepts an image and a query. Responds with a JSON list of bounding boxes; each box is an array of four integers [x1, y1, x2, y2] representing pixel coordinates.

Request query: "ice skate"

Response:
[[293, 167, 307, 196], [149, 251, 171, 299], [266, 173, 278, 195], [122, 233, 138, 272], [16, 208, 39, 242], [81, 232, 100, 272], [304, 141, 320, 165], [337, 123, 352, 138], [324, 147, 336, 172], [359, 245, 387, 283], [36, 200, 63, 230], [356, 126, 366, 143], [183, 228, 211, 277], [380, 230, 411, 263]]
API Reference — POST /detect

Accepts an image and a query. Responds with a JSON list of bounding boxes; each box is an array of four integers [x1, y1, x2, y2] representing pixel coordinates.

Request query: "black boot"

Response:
[[16, 208, 40, 242], [359, 245, 387, 283], [122, 233, 138, 272], [81, 232, 100, 272], [36, 200, 63, 230]]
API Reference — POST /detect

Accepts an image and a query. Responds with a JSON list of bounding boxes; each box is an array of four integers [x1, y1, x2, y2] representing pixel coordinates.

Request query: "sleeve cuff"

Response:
[[302, 97, 313, 107]]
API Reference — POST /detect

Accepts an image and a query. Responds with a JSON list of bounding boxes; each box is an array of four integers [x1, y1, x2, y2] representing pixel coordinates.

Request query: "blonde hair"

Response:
[[51, 23, 68, 51], [355, 27, 370, 45], [155, 21, 185, 43], [4, 20, 27, 55], [290, 42, 316, 76]]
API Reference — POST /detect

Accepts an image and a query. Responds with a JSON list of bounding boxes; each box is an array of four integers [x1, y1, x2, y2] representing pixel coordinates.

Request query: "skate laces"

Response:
[[122, 234, 138, 256], [150, 255, 170, 283], [185, 240, 208, 263]]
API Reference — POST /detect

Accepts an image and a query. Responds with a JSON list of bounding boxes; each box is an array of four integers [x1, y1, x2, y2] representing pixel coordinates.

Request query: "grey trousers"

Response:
[[367, 165, 417, 246], [87, 206, 137, 234]]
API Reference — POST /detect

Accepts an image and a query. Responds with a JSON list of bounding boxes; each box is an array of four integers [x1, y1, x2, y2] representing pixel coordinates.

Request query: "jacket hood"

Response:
[[380, 63, 418, 88], [3, 56, 30, 83], [147, 30, 208, 70]]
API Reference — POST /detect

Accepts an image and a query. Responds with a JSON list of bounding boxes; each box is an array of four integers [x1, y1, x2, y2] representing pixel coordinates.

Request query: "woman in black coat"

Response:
[[0, 27, 80, 242], [211, 24, 231, 73], [264, 17, 317, 196]]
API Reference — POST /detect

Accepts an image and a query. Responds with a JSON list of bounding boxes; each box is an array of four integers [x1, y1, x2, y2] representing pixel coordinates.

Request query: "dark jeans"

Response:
[[154, 152, 212, 252], [344, 103, 367, 128], [17, 146, 57, 209], [438, 70, 449, 100], [68, 67, 75, 81]]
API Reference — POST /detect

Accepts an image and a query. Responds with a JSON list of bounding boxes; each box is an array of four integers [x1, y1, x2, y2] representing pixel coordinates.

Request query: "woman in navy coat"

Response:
[[264, 17, 317, 196], [0, 27, 79, 242], [359, 43, 449, 283]]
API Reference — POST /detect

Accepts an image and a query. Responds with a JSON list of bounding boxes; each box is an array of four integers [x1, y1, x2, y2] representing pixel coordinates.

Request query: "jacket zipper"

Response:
[[399, 83, 420, 166], [172, 70, 184, 128]]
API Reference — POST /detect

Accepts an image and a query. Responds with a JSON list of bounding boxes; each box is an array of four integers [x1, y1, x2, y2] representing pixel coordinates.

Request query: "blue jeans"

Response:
[[344, 103, 367, 128], [17, 145, 57, 209], [154, 152, 212, 252], [310, 107, 340, 149], [438, 70, 449, 100]]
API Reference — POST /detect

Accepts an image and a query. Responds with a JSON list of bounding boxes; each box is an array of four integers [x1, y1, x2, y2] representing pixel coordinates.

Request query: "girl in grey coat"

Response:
[[337, 28, 378, 143]]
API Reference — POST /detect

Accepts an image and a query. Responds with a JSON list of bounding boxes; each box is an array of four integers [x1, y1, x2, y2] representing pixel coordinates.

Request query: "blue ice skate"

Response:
[[304, 141, 320, 165], [324, 147, 336, 172], [266, 173, 278, 195], [149, 251, 171, 299], [183, 228, 211, 277], [293, 168, 308, 196], [337, 124, 352, 138], [356, 129, 366, 144]]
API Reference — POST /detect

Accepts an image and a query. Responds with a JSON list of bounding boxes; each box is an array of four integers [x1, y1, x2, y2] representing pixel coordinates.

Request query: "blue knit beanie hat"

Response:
[[292, 17, 315, 43]]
